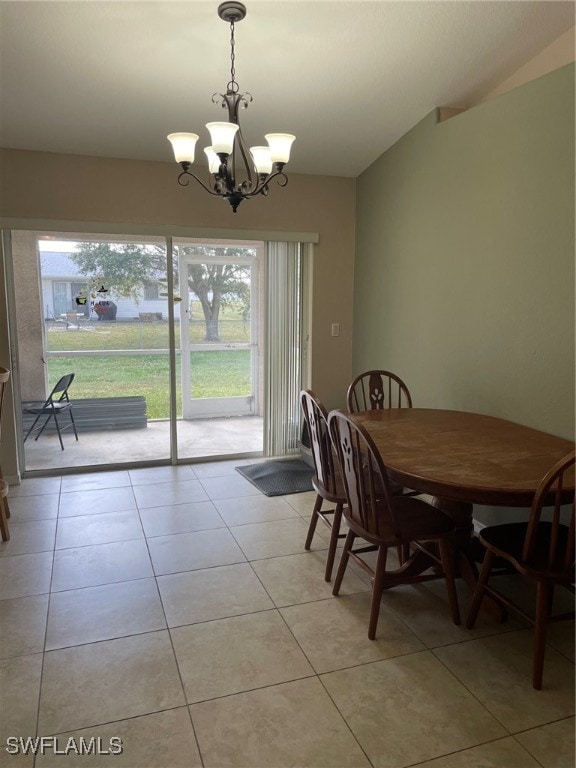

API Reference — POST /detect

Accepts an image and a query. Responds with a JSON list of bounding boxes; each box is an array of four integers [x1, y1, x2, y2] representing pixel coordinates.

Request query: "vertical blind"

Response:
[[263, 241, 303, 456]]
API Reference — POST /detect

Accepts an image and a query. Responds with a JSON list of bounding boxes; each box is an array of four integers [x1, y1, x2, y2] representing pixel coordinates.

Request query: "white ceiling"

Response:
[[0, 1, 574, 177]]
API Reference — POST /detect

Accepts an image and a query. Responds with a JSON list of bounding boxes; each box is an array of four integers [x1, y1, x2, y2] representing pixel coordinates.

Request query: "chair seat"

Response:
[[393, 496, 455, 537], [346, 496, 454, 546], [480, 522, 574, 580], [24, 401, 72, 414], [312, 472, 347, 504]]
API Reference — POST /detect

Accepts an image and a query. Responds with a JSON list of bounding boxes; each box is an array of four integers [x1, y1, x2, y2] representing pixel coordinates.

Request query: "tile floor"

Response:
[[0, 460, 574, 768]]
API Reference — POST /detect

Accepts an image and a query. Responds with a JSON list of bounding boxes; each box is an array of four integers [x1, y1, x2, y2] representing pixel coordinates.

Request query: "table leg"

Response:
[[430, 496, 506, 621]]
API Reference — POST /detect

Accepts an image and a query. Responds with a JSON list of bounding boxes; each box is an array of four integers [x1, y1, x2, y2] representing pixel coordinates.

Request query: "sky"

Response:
[[38, 240, 78, 252]]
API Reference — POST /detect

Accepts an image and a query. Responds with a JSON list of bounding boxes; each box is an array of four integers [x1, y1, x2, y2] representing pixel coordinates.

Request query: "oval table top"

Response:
[[351, 408, 575, 507]]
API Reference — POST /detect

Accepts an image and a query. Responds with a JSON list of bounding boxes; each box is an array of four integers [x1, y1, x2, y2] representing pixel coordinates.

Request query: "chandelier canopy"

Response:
[[167, 1, 295, 213]]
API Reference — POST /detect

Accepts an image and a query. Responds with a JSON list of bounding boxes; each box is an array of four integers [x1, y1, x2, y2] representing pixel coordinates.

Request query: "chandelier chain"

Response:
[[228, 20, 239, 93]]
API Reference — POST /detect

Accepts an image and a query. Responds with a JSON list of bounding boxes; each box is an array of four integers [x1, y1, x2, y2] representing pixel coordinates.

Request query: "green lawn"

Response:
[[47, 315, 250, 351], [47, 320, 252, 419]]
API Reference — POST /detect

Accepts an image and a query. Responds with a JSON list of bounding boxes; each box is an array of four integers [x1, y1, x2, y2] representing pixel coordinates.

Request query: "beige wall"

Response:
[[354, 63, 575, 523]]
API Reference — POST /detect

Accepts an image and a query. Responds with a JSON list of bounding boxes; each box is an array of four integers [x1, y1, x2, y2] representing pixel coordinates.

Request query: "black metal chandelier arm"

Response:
[[235, 136, 256, 188], [251, 169, 289, 196], [177, 168, 228, 197]]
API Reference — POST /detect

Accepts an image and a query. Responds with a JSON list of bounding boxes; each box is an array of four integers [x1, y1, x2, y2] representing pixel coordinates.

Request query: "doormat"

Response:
[[236, 459, 315, 496]]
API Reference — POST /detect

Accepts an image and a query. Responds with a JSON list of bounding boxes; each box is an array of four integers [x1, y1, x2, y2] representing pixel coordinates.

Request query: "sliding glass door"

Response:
[[6, 229, 309, 473]]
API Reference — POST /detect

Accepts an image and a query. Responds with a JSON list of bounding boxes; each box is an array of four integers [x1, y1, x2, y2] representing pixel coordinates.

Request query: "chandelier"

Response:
[[167, 2, 295, 213]]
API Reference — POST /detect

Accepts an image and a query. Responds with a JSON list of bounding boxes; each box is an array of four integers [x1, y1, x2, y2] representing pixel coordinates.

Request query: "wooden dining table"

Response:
[[350, 408, 575, 600]]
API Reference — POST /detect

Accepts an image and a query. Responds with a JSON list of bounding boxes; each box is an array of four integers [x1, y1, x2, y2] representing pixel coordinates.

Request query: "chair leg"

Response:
[[396, 542, 410, 565], [304, 494, 322, 550], [439, 536, 461, 625], [23, 413, 43, 443], [52, 413, 65, 450], [69, 408, 79, 441], [368, 545, 388, 640], [533, 581, 552, 690], [324, 503, 343, 582], [466, 549, 495, 629], [0, 467, 9, 519], [333, 529, 355, 596], [34, 413, 54, 441], [0, 496, 10, 541]]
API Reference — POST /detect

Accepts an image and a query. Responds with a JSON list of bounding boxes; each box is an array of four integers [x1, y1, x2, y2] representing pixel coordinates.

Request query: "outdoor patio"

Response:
[[23, 416, 264, 473]]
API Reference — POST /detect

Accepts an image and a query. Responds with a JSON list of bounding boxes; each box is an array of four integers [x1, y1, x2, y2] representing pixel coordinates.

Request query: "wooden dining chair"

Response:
[[347, 370, 412, 412], [466, 450, 575, 690], [0, 367, 11, 541], [300, 390, 348, 581], [347, 370, 417, 504], [328, 409, 460, 639]]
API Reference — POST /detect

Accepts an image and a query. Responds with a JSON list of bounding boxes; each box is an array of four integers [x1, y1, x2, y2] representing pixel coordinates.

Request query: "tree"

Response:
[[70, 242, 254, 341]]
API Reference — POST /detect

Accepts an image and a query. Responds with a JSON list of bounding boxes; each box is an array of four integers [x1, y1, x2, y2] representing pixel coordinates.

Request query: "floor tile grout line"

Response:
[[508, 713, 576, 736], [185, 673, 322, 709], [33, 703, 204, 741], [32, 482, 63, 768], [506, 736, 549, 768], [429, 621, 573, 714], [314, 669, 376, 768], [403, 734, 545, 768], [134, 498, 207, 768], [430, 644, 516, 735]]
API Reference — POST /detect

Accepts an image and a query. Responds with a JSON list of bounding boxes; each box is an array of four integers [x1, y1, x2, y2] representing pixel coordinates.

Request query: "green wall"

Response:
[[354, 64, 575, 523], [355, 63, 574, 438]]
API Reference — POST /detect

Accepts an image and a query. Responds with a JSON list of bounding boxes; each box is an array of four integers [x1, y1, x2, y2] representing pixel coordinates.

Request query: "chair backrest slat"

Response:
[[523, 450, 575, 573], [300, 390, 339, 496], [347, 370, 412, 412], [328, 410, 396, 539]]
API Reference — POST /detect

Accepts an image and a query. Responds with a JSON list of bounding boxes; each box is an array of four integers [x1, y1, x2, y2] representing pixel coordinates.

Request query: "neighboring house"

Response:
[[39, 251, 180, 321]]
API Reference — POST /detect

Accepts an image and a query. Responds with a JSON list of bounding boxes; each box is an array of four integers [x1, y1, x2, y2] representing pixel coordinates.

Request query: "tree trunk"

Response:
[[199, 297, 220, 341]]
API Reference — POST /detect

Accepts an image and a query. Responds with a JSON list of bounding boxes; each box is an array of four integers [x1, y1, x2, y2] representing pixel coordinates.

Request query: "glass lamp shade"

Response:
[[204, 147, 221, 174], [250, 146, 272, 175], [167, 133, 199, 164], [206, 122, 239, 154], [265, 133, 296, 164]]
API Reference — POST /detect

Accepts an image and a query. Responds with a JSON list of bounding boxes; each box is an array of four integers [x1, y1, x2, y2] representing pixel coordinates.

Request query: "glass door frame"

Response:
[[177, 247, 259, 419]]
